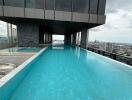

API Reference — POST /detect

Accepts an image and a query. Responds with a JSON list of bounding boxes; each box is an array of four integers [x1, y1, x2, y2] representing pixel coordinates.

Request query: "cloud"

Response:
[[89, 0, 132, 43], [106, 0, 132, 12], [90, 27, 100, 32]]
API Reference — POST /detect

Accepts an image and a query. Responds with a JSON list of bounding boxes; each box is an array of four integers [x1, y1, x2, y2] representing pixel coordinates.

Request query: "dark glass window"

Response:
[[73, 0, 89, 13], [45, 0, 54, 10], [0, 0, 3, 5], [26, 0, 44, 9], [55, 0, 71, 12], [4, 0, 24, 7], [89, 0, 98, 14], [98, 0, 106, 14]]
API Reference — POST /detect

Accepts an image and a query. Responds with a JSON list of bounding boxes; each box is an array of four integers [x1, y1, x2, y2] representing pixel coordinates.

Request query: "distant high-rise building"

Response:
[[106, 43, 113, 53]]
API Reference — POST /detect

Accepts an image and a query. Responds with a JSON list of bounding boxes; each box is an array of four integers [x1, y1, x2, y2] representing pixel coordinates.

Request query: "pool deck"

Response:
[[0, 53, 35, 79], [0, 54, 34, 66], [0, 47, 47, 88]]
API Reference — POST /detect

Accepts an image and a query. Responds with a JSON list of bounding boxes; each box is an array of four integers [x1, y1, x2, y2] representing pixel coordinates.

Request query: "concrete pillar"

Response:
[[76, 32, 80, 46], [48, 33, 51, 43], [64, 35, 68, 44], [51, 34, 52, 43], [48, 34, 50, 43], [64, 34, 71, 45], [80, 29, 89, 48], [17, 23, 39, 47], [69, 34, 72, 45], [72, 33, 76, 45], [45, 34, 48, 43], [43, 34, 46, 44], [39, 32, 44, 44], [47, 34, 48, 43], [49, 34, 52, 43], [39, 26, 44, 44]]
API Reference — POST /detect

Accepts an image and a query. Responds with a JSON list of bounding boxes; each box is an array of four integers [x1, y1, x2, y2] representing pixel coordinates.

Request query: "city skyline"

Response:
[[89, 0, 132, 43]]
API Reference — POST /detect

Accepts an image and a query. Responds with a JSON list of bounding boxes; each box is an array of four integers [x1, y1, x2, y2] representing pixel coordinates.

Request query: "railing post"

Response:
[[98, 50, 100, 54], [113, 54, 116, 60], [102, 51, 105, 56]]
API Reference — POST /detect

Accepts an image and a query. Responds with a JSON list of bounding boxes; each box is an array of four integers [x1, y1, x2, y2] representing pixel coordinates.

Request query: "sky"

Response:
[[53, 35, 64, 40], [89, 0, 132, 43]]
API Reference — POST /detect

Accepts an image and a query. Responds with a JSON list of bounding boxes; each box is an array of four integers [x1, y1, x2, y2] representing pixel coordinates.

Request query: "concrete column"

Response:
[[47, 34, 48, 43], [45, 34, 48, 44], [72, 33, 76, 45], [43, 34, 46, 44], [39, 26, 44, 44], [39, 32, 44, 44], [64, 34, 71, 45], [69, 34, 72, 45], [64, 34, 67, 44], [17, 23, 39, 47], [80, 29, 89, 48], [76, 32, 80, 46], [64, 35, 68, 44], [50, 34, 52, 43], [48, 33, 51, 43], [51, 34, 52, 43], [71, 34, 73, 44], [48, 34, 50, 43]]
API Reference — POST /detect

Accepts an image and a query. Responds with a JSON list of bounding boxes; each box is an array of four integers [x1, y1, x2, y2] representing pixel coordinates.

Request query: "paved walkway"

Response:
[[0, 55, 33, 66], [0, 53, 35, 79]]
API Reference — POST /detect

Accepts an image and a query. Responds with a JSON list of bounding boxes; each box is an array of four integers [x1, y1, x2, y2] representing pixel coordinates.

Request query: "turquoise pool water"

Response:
[[0, 47, 41, 53], [1, 45, 132, 100]]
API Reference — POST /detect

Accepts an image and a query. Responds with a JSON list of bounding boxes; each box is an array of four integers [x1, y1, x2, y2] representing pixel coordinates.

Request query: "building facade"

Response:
[[0, 0, 106, 47]]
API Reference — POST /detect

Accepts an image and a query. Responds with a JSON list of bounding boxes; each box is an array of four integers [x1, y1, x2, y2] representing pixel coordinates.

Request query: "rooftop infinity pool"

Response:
[[0, 45, 132, 100]]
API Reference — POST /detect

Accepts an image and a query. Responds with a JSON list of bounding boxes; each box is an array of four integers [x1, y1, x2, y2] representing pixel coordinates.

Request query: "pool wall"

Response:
[[0, 47, 47, 100]]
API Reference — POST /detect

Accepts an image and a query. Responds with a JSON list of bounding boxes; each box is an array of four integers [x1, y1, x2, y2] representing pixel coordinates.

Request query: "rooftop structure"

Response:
[[0, 0, 106, 48]]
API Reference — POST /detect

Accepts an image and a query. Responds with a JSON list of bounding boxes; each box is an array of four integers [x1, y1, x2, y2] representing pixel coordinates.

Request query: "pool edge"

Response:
[[72, 45, 132, 68], [0, 47, 48, 87]]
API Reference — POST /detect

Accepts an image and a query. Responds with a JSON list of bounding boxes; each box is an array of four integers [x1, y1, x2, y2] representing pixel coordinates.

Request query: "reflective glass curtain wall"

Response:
[[89, 0, 98, 14], [55, 0, 71, 12], [98, 0, 106, 15], [4, 0, 24, 7], [26, 0, 44, 9], [73, 0, 89, 13], [3, 0, 101, 15], [45, 0, 54, 10]]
